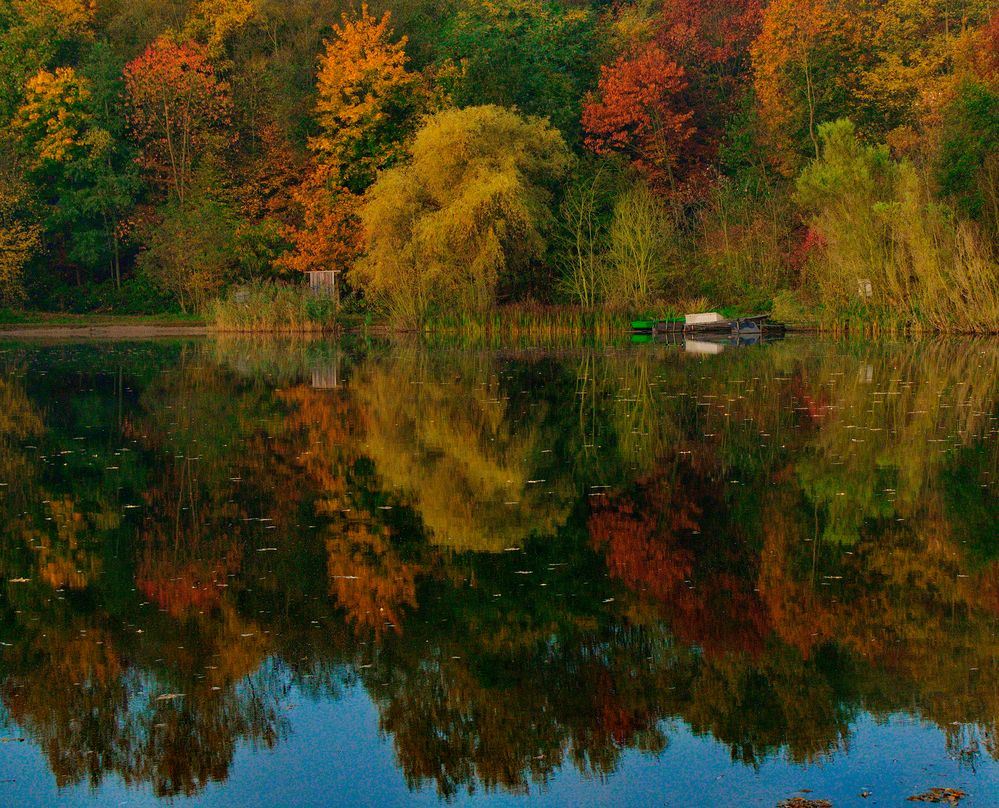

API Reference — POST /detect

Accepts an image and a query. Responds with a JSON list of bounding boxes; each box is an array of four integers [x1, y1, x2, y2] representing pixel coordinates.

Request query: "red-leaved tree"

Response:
[[124, 38, 233, 203], [582, 44, 695, 195], [583, 0, 762, 199]]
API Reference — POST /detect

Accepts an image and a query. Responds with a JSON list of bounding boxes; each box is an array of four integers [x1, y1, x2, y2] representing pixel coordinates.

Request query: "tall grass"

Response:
[[421, 299, 718, 345], [208, 282, 338, 333], [796, 120, 999, 335], [425, 304, 632, 344]]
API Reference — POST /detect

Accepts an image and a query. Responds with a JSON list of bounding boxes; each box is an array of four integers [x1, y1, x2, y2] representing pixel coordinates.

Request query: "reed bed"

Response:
[[208, 282, 338, 333], [422, 300, 717, 344]]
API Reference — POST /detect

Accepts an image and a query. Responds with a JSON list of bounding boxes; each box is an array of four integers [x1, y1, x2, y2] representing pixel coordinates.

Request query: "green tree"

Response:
[[139, 192, 237, 312], [435, 0, 597, 139], [937, 80, 999, 247], [13, 47, 139, 289]]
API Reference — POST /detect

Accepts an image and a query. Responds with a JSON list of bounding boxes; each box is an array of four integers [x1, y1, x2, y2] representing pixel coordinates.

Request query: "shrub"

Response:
[[795, 119, 999, 332], [603, 182, 681, 306]]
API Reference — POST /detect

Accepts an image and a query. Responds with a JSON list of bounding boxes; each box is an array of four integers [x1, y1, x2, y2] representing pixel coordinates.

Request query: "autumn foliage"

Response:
[[311, 4, 419, 193], [124, 38, 233, 203], [583, 46, 695, 195], [0, 0, 992, 326]]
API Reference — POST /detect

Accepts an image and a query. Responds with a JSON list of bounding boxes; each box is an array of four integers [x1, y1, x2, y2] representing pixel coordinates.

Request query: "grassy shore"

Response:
[[0, 310, 205, 327], [6, 298, 997, 339]]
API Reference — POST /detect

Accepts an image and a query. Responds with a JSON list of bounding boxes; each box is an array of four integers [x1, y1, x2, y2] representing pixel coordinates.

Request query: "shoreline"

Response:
[[0, 324, 210, 339]]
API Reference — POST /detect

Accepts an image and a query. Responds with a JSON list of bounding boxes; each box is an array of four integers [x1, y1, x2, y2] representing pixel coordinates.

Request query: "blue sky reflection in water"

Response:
[[0, 337, 996, 807]]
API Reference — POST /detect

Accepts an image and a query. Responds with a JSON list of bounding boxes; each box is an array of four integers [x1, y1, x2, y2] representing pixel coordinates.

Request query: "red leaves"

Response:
[[658, 0, 762, 74], [583, 0, 762, 199], [123, 37, 233, 202], [582, 45, 694, 194]]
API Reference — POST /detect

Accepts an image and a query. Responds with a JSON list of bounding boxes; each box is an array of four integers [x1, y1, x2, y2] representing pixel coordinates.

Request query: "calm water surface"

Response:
[[0, 336, 996, 807]]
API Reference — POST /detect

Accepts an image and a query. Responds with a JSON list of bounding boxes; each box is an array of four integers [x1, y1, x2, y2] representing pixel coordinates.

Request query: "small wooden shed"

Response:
[[307, 270, 340, 305]]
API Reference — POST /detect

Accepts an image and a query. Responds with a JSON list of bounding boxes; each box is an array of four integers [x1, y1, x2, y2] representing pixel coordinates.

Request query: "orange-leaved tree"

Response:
[[280, 5, 419, 276], [751, 0, 863, 172], [311, 3, 419, 193], [583, 0, 761, 200], [276, 164, 362, 276]]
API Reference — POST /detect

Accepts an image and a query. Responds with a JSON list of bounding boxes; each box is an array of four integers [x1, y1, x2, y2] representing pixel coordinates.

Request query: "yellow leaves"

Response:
[[12, 0, 95, 40], [857, 0, 995, 139], [0, 179, 41, 303], [15, 67, 93, 166], [752, 0, 867, 168], [188, 0, 261, 52], [357, 106, 570, 323], [0, 377, 43, 439], [351, 349, 573, 553]]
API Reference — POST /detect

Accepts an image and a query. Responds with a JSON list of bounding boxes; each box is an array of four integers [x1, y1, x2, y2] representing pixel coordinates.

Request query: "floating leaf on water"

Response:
[[907, 788, 967, 805]]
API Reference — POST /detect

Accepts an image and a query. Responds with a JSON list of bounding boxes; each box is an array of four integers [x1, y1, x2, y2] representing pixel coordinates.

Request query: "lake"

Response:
[[0, 336, 996, 807]]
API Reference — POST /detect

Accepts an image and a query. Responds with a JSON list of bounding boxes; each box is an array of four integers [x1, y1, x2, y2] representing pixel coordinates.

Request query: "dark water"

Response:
[[0, 336, 996, 807]]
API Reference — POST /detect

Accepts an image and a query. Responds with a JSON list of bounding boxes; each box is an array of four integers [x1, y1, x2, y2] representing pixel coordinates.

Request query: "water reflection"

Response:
[[0, 338, 996, 800]]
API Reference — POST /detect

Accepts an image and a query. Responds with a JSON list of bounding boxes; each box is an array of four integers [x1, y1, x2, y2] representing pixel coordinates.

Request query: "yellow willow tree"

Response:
[[356, 105, 571, 326]]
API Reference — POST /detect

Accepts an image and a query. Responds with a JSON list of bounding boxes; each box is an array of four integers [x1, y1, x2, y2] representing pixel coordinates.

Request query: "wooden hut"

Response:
[[307, 270, 340, 306]]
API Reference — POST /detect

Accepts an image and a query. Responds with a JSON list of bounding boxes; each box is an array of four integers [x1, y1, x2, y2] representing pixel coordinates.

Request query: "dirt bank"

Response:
[[0, 324, 209, 339]]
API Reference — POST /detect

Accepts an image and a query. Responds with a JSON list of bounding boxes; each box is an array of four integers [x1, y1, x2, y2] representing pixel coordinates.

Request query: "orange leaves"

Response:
[[276, 164, 362, 276], [311, 4, 418, 193], [124, 37, 233, 203], [582, 45, 694, 194], [279, 4, 416, 274], [751, 0, 864, 167], [583, 0, 760, 198], [326, 522, 419, 637]]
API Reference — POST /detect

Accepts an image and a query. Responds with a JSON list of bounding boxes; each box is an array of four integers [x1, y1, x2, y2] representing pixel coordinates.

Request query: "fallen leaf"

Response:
[[907, 788, 966, 805]]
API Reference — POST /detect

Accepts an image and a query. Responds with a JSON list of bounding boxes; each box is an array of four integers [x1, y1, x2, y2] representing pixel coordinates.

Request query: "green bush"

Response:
[[24, 274, 179, 314]]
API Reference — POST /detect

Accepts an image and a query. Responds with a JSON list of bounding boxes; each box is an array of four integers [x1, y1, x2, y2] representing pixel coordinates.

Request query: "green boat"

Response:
[[630, 319, 655, 331]]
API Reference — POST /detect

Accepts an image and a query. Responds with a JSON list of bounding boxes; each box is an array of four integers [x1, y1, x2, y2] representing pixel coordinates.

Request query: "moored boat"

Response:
[[632, 311, 786, 336]]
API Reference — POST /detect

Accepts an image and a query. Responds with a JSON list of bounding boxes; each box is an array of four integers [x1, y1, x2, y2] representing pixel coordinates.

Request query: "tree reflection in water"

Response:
[[0, 337, 996, 798]]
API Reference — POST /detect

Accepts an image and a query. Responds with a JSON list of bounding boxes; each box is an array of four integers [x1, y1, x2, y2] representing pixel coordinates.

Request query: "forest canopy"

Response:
[[0, 0, 995, 329]]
